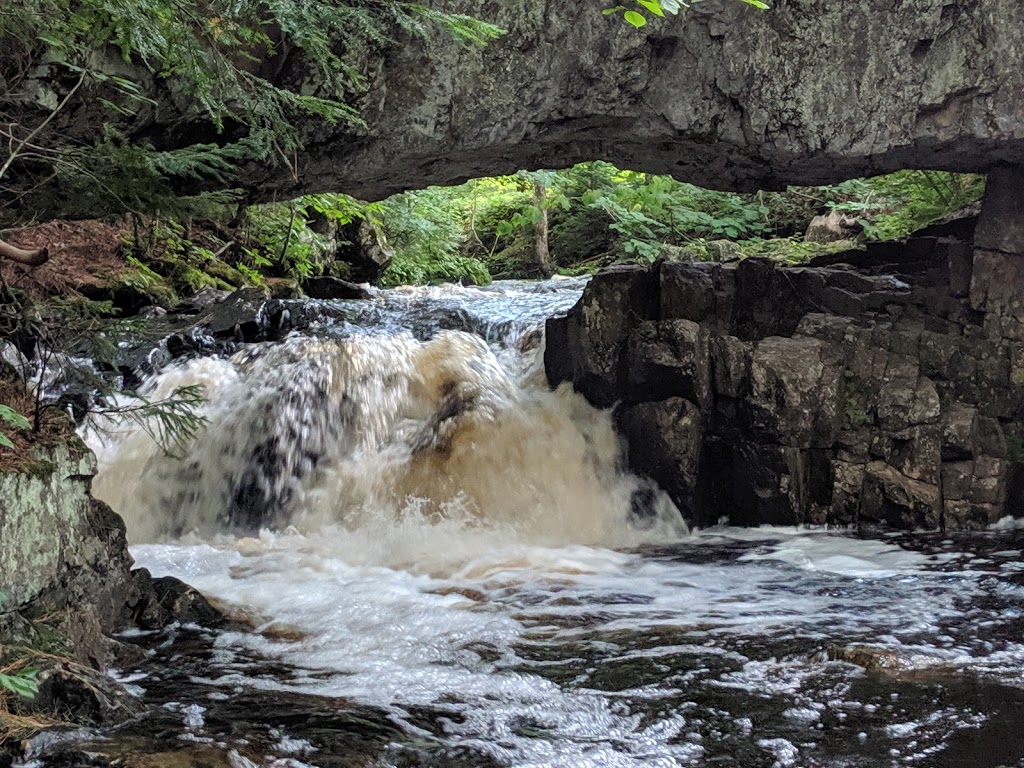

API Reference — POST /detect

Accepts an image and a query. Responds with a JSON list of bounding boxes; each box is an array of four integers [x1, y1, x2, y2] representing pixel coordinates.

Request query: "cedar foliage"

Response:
[[0, 0, 502, 225]]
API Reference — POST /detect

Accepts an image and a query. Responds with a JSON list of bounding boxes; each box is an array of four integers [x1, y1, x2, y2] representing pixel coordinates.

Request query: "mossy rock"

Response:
[[266, 278, 302, 300], [98, 270, 179, 313], [202, 258, 245, 288]]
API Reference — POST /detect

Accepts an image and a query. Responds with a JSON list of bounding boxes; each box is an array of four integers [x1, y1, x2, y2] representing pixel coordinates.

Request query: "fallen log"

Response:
[[0, 238, 49, 267]]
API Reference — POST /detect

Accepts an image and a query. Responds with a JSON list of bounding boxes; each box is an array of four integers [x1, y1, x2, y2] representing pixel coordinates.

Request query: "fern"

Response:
[[0, 0, 505, 225]]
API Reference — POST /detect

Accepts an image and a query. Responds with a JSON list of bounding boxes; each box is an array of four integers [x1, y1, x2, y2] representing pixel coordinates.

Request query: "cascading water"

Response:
[[79, 279, 1024, 768], [90, 279, 682, 548]]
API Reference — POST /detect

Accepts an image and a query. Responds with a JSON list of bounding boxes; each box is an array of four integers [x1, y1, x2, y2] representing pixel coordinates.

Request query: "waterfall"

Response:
[[87, 283, 684, 553]]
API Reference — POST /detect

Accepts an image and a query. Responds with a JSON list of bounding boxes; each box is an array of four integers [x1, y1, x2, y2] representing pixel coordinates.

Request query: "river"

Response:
[[71, 279, 1024, 768]]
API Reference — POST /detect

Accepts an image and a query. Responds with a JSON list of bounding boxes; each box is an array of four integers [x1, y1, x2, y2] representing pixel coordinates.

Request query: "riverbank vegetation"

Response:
[[374, 165, 984, 284], [0, 165, 986, 305]]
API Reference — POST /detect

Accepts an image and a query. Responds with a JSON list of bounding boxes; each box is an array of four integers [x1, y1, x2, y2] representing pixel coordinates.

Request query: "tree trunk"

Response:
[[0, 238, 49, 267], [533, 183, 554, 278]]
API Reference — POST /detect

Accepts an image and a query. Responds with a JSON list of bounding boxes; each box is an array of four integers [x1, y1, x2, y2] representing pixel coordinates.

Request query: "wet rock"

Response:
[[626, 320, 710, 406], [543, 314, 573, 387], [860, 462, 941, 529], [131, 571, 225, 630], [748, 336, 843, 447], [616, 398, 702, 522], [546, 241, 1024, 530], [545, 264, 657, 407], [20, 659, 146, 727], [204, 287, 269, 341], [301, 275, 372, 301], [829, 644, 960, 681], [165, 329, 218, 360]]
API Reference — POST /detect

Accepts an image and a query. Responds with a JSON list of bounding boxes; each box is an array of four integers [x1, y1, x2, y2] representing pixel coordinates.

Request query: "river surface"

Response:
[[65, 279, 1024, 767]]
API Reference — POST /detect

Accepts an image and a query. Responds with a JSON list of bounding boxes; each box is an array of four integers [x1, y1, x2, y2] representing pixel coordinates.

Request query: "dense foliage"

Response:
[[0, 0, 502, 223], [358, 165, 982, 285], [88, 164, 982, 294]]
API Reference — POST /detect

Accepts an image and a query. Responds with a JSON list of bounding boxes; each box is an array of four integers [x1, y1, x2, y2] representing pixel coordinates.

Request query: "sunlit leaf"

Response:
[[636, 0, 665, 17], [623, 10, 648, 27]]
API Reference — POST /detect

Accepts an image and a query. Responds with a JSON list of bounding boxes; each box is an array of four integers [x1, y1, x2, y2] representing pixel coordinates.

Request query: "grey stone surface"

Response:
[[0, 440, 142, 665]]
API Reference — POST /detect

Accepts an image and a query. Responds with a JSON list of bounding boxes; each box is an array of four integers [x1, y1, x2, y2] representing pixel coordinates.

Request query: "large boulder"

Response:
[[325, 219, 395, 284], [0, 439, 144, 665], [545, 245, 1024, 531]]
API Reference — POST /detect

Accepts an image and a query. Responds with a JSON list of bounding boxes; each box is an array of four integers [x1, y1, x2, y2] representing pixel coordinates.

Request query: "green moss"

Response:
[[202, 258, 245, 288], [843, 383, 872, 427], [21, 459, 56, 480], [734, 237, 861, 265], [106, 266, 179, 309]]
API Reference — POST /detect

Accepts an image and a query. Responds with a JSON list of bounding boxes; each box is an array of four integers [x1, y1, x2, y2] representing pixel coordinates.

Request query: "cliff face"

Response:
[[7, 0, 1024, 204], [545, 173, 1024, 530]]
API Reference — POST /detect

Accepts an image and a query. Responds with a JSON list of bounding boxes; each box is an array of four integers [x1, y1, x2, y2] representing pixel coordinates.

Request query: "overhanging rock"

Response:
[[10, 0, 1024, 203], [253, 0, 1024, 200]]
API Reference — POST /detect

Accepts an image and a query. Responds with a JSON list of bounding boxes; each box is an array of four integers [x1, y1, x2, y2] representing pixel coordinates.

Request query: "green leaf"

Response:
[[742, 0, 770, 7], [0, 670, 39, 699], [0, 432, 13, 450], [636, 0, 665, 16], [0, 405, 30, 431], [623, 10, 648, 26]]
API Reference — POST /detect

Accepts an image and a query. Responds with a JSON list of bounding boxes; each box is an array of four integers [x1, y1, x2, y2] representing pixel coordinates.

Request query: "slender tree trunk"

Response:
[[533, 183, 554, 278], [0, 238, 49, 267]]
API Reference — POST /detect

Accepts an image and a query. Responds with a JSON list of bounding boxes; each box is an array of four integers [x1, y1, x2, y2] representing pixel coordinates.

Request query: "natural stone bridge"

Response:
[[16, 0, 1024, 201], [246, 0, 1024, 201]]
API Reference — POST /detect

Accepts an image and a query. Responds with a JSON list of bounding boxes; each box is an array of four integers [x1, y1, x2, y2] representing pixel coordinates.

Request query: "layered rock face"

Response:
[[546, 174, 1024, 530], [252, 0, 1024, 200]]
